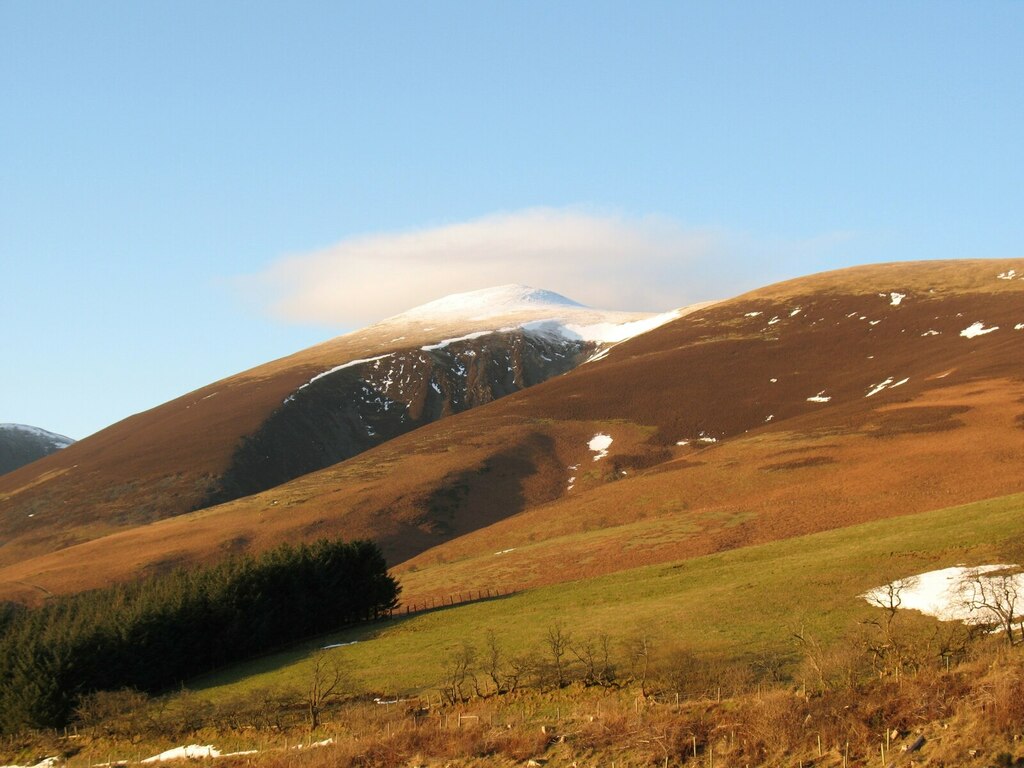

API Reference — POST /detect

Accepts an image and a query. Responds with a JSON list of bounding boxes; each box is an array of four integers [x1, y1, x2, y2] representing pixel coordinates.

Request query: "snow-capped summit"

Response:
[[389, 284, 585, 323], [372, 282, 700, 351]]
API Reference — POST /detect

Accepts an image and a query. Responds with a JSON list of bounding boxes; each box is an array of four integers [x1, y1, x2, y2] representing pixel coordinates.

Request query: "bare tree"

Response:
[[865, 576, 917, 630], [863, 575, 920, 677], [572, 633, 617, 687], [440, 642, 477, 704], [958, 567, 1023, 646], [545, 623, 572, 688], [482, 629, 507, 695], [572, 637, 600, 686], [304, 651, 347, 730], [504, 651, 537, 693], [792, 625, 864, 692], [73, 689, 151, 741], [625, 632, 655, 697]]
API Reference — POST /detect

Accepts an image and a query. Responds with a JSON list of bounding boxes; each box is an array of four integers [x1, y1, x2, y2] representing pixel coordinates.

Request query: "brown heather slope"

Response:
[[0, 294, 660, 568], [1, 259, 1022, 603], [0, 329, 368, 564]]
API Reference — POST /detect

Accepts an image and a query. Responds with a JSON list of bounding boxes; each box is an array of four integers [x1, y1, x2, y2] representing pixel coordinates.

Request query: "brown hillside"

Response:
[[0, 298, 657, 567], [1, 259, 1022, 603]]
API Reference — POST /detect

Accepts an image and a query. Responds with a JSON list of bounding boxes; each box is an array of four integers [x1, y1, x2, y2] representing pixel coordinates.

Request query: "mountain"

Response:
[[0, 286, 690, 569], [207, 286, 687, 506], [0, 424, 74, 476], [1, 258, 1022, 605]]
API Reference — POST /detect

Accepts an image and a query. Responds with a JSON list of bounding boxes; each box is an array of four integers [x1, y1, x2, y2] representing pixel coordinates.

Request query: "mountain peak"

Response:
[[392, 284, 586, 322]]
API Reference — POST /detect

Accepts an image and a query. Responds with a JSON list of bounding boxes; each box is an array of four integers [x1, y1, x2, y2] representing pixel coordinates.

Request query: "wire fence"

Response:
[[386, 585, 521, 618]]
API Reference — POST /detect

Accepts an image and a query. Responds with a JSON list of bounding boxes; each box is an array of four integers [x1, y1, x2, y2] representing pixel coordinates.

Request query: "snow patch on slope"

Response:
[[960, 322, 999, 339], [422, 330, 495, 351], [588, 433, 613, 461], [865, 377, 909, 397], [523, 310, 680, 345]]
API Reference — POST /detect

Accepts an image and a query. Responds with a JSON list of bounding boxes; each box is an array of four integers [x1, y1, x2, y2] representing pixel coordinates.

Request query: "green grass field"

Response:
[[190, 491, 1024, 700]]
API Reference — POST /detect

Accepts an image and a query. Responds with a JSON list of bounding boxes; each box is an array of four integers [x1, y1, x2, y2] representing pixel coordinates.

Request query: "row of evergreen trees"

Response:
[[0, 538, 400, 732]]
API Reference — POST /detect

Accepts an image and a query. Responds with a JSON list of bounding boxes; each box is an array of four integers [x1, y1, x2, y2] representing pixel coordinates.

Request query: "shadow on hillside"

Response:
[[377, 431, 558, 567], [186, 590, 523, 694]]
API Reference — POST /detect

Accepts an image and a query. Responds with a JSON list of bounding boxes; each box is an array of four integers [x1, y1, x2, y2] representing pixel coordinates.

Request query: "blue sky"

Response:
[[2, 2, 1022, 438]]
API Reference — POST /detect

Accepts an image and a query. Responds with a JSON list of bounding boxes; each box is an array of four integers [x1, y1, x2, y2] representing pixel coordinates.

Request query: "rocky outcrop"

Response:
[[204, 329, 590, 505]]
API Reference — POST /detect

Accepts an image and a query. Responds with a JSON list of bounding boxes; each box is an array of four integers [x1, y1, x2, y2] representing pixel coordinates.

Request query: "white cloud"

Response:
[[238, 207, 856, 328], [239, 208, 727, 326]]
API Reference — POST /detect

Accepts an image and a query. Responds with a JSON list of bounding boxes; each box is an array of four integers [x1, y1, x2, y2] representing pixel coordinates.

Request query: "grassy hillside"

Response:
[[191, 490, 1024, 699]]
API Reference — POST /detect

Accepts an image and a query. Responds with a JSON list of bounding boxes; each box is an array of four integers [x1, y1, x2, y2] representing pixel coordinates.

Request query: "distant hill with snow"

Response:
[[0, 424, 74, 476]]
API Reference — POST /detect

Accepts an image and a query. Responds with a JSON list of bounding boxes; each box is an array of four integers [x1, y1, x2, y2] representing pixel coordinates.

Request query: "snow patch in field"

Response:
[[0, 758, 60, 768], [806, 391, 831, 403], [789, 308, 802, 317], [321, 641, 358, 649], [921, 330, 940, 337], [767, 316, 781, 325], [1015, 323, 1024, 331], [889, 292, 906, 306], [142, 746, 222, 763], [296, 739, 334, 750], [744, 311, 762, 317], [960, 322, 999, 339], [675, 440, 689, 446], [864, 565, 1024, 624], [997, 270, 1017, 280], [770, 378, 778, 383], [494, 548, 515, 555], [588, 433, 613, 460]]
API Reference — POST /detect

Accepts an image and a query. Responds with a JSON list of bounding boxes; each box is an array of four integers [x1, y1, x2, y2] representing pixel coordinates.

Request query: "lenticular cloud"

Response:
[[237, 208, 721, 326]]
